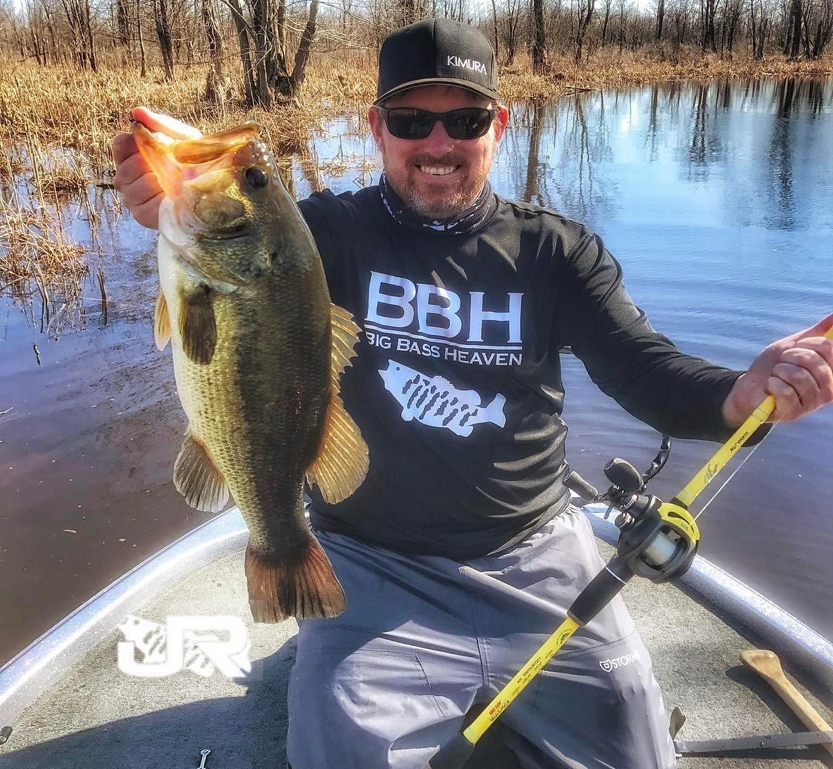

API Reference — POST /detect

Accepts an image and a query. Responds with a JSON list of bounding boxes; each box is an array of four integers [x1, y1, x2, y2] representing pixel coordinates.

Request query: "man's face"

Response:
[[368, 85, 509, 220]]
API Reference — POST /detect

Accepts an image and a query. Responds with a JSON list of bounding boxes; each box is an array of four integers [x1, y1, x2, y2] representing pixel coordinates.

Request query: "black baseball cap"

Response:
[[375, 18, 498, 105]]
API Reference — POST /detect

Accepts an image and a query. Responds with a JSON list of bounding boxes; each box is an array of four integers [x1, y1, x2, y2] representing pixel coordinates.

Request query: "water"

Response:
[[1, 78, 831, 667]]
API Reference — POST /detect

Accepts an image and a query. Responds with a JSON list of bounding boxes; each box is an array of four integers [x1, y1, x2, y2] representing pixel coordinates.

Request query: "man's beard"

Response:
[[383, 151, 487, 220]]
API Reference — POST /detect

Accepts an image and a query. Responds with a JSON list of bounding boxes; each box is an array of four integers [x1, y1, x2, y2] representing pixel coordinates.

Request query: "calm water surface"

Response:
[[1, 78, 831, 667]]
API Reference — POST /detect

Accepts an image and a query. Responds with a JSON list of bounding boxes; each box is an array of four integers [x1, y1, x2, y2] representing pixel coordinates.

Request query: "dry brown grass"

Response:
[[0, 49, 377, 168], [0, 192, 88, 334], [499, 47, 833, 100], [1, 46, 828, 157]]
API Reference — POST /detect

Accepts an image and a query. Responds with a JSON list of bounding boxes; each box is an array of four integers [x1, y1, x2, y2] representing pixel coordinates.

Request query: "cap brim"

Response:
[[374, 78, 498, 105]]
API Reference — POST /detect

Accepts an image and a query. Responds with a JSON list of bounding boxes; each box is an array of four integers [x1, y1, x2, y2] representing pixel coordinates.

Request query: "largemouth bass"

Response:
[[133, 121, 368, 622]]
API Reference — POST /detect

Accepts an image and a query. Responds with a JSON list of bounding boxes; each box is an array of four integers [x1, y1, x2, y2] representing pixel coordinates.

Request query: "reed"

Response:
[[0, 192, 88, 335]]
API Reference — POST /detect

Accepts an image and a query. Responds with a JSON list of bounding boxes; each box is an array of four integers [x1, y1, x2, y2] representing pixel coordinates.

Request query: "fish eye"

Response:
[[245, 167, 269, 189]]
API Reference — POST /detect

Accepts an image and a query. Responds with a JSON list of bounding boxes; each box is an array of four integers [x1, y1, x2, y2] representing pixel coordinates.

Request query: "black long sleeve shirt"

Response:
[[297, 186, 749, 559]]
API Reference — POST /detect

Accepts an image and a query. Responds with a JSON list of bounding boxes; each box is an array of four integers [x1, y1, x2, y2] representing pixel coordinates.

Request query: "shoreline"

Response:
[[1, 48, 831, 163]]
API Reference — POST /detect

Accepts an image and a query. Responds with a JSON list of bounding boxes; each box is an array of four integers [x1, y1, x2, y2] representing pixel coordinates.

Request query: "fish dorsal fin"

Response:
[[155, 291, 171, 351], [179, 289, 217, 365], [306, 304, 368, 503], [173, 430, 229, 512]]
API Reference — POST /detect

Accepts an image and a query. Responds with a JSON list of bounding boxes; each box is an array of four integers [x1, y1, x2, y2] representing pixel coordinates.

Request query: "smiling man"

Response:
[[112, 17, 833, 769]]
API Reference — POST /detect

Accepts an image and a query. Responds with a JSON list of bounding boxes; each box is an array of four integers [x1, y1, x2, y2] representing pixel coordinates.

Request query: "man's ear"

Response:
[[368, 106, 385, 151], [493, 105, 510, 143]]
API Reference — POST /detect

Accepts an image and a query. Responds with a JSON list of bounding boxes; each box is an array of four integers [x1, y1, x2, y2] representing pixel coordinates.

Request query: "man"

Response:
[[113, 19, 833, 769]]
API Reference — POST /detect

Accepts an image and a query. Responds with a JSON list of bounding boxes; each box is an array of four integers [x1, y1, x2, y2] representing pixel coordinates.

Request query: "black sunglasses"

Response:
[[377, 107, 497, 140]]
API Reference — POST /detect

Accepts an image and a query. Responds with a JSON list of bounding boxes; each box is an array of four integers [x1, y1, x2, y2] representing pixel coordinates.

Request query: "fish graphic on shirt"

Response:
[[379, 360, 506, 437]]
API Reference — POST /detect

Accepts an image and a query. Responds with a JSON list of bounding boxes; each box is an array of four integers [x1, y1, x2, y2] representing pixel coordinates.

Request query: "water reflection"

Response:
[[494, 77, 832, 237]]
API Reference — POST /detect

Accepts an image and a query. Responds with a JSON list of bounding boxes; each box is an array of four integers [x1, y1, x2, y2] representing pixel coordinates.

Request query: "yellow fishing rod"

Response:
[[428, 325, 833, 769]]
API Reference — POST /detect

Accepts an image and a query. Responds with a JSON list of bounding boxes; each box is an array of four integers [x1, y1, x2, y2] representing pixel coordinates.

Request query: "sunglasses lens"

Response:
[[382, 108, 494, 140], [444, 108, 492, 139], [385, 109, 434, 139]]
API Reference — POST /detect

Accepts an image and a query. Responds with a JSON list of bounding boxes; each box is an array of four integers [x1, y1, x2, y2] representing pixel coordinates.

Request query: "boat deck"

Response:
[[0, 535, 830, 768]]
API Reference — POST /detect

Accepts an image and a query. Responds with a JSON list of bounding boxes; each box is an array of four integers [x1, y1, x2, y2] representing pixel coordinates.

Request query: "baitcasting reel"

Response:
[[565, 435, 699, 586]]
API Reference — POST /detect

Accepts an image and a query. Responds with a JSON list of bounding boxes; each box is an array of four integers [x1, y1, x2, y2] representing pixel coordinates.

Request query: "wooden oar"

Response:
[[740, 649, 833, 760]]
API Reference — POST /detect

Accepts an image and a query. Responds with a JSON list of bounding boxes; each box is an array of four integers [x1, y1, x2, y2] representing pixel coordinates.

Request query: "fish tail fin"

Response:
[[244, 536, 346, 623], [482, 393, 507, 428]]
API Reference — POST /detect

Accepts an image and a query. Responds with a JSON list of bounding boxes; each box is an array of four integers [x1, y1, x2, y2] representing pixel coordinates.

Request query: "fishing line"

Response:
[[693, 397, 802, 522]]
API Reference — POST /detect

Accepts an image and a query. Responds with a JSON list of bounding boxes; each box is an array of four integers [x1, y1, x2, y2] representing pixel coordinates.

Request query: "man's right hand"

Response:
[[112, 107, 202, 230]]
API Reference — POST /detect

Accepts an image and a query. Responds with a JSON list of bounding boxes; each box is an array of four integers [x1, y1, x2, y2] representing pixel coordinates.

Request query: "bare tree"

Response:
[[202, 0, 226, 101], [153, 0, 174, 78], [806, 0, 833, 55], [575, 0, 596, 61], [601, 0, 614, 42], [701, 0, 719, 50], [531, 0, 546, 71], [220, 0, 320, 106], [490, 0, 499, 58], [135, 0, 147, 76], [58, 0, 97, 69], [499, 0, 523, 63]]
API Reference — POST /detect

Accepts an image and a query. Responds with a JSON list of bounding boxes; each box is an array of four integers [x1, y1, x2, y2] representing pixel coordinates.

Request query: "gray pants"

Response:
[[287, 506, 675, 769]]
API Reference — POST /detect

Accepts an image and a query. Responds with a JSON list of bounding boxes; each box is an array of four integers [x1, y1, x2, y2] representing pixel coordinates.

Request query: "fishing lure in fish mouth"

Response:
[[428, 324, 833, 769]]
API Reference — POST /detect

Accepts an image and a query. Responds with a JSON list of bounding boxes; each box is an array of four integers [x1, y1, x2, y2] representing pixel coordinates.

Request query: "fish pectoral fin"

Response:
[[178, 288, 217, 365], [154, 291, 171, 351], [173, 431, 229, 512], [306, 392, 369, 504], [329, 303, 361, 386]]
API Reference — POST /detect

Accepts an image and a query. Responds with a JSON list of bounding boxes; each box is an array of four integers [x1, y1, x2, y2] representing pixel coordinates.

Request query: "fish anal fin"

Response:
[[245, 536, 346, 622], [155, 291, 171, 351], [179, 288, 216, 365], [173, 431, 229, 512], [306, 392, 368, 504]]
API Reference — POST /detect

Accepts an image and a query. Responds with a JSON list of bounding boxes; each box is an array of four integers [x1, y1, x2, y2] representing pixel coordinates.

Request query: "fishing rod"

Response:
[[428, 325, 833, 769]]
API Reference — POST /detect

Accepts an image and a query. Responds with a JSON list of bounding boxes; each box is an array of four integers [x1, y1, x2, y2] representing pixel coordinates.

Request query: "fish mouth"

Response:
[[198, 229, 249, 243]]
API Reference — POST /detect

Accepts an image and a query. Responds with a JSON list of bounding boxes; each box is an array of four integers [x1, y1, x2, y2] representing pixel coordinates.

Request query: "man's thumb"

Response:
[[795, 312, 833, 341]]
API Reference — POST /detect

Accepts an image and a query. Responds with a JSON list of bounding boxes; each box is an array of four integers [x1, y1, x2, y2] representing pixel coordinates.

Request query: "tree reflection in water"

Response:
[[499, 77, 830, 236]]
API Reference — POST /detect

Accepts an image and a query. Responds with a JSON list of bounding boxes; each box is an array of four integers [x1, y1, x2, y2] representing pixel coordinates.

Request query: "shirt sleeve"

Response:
[[297, 190, 344, 294], [555, 228, 768, 444]]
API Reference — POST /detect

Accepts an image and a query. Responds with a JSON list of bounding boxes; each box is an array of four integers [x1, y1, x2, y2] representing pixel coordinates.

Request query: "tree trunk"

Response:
[[202, 0, 225, 102], [575, 0, 595, 62], [276, 0, 287, 59], [136, 0, 147, 76], [226, 0, 256, 106], [490, 0, 499, 59], [84, 0, 97, 71], [154, 0, 175, 79], [117, 0, 130, 44], [250, 0, 272, 106], [531, 0, 546, 72], [290, 0, 318, 94], [656, 0, 665, 39]]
